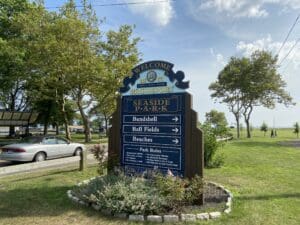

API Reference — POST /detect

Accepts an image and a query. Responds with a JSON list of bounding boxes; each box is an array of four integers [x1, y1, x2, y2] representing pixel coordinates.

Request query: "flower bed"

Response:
[[67, 173, 233, 222]]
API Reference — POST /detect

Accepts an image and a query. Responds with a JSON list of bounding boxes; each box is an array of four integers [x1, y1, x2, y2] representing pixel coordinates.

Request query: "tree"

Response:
[[92, 25, 141, 130], [294, 122, 299, 138], [210, 50, 294, 139], [205, 109, 228, 137], [209, 57, 249, 138], [260, 121, 268, 136], [0, 0, 32, 136], [18, 1, 102, 141]]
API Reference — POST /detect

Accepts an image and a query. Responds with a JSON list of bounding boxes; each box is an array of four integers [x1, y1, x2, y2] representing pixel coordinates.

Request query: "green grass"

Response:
[[0, 129, 299, 225]]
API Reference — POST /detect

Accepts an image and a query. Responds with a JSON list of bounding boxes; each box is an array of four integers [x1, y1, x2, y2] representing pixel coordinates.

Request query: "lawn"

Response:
[[0, 129, 299, 225]]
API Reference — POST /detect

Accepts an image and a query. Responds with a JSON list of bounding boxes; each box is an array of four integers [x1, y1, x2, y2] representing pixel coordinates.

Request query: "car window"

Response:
[[43, 137, 57, 144], [21, 136, 43, 144], [57, 138, 68, 144]]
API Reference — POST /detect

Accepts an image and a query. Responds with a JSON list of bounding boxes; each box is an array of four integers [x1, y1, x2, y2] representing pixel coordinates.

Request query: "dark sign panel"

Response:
[[121, 93, 185, 175], [108, 60, 202, 181]]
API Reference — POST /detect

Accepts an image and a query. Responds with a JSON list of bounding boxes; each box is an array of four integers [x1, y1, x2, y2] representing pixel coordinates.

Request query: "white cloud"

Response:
[[188, 0, 300, 20], [210, 48, 226, 66], [236, 35, 300, 68], [126, 0, 174, 26]]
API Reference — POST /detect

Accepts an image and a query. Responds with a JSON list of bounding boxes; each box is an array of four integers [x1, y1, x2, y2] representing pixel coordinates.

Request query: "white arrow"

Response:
[[172, 127, 179, 133], [172, 116, 179, 122], [172, 138, 179, 144]]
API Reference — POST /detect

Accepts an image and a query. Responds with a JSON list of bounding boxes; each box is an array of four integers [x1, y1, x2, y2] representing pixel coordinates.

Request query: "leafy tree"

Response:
[[209, 57, 248, 138], [210, 50, 293, 139], [0, 0, 32, 136], [205, 109, 228, 137], [18, 1, 102, 141], [62, 0, 103, 142], [294, 122, 299, 138], [92, 25, 141, 129], [260, 121, 268, 136]]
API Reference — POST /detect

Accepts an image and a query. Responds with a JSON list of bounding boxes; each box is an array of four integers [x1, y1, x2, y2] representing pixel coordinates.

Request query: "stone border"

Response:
[[67, 177, 233, 222]]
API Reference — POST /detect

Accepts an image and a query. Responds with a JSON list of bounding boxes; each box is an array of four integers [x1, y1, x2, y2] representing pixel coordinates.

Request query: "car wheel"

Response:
[[74, 148, 82, 156], [34, 152, 46, 162]]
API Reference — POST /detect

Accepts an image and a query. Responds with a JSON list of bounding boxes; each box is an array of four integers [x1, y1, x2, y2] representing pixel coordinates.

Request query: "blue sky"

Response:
[[45, 0, 300, 128]]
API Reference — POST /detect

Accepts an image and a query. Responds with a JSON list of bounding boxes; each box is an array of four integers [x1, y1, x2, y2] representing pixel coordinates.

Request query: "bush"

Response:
[[200, 122, 224, 168], [72, 172, 204, 215], [90, 144, 107, 175]]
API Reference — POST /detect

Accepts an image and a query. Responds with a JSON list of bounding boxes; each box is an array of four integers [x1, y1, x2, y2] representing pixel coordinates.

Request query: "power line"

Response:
[[278, 37, 300, 66], [45, 0, 175, 9], [276, 13, 300, 56], [279, 44, 299, 73]]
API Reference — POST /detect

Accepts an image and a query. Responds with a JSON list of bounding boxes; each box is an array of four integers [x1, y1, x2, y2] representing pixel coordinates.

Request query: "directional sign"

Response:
[[123, 134, 182, 146], [120, 93, 185, 175], [123, 115, 181, 124], [123, 125, 181, 135]]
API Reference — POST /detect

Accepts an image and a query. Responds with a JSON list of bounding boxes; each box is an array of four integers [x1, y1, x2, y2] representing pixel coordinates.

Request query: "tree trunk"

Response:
[[104, 113, 109, 137], [77, 100, 91, 143], [242, 104, 253, 139], [59, 97, 71, 140], [55, 123, 59, 135], [245, 119, 251, 138], [9, 98, 15, 137], [235, 116, 240, 139], [9, 126, 15, 137], [43, 120, 48, 135]]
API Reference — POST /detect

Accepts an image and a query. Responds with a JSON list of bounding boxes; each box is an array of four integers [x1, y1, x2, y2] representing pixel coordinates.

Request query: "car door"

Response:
[[42, 136, 61, 159], [56, 137, 74, 156]]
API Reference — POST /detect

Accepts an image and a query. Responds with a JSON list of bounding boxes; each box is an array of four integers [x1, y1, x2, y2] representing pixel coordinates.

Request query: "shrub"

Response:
[[90, 144, 107, 175], [72, 172, 204, 215], [152, 172, 187, 212], [200, 122, 224, 168], [185, 175, 204, 204]]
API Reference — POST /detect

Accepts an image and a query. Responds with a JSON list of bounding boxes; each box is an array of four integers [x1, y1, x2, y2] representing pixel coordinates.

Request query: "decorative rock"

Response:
[[196, 213, 210, 220], [163, 215, 179, 222], [82, 179, 89, 185], [147, 215, 163, 222], [209, 212, 221, 219], [114, 213, 128, 219], [78, 200, 88, 206], [181, 214, 196, 221], [101, 209, 112, 216], [72, 196, 79, 202], [129, 215, 144, 222], [92, 204, 101, 211], [224, 208, 231, 214], [226, 200, 232, 207]]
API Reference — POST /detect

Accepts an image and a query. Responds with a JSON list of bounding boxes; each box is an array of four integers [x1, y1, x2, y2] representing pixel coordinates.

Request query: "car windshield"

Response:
[[20, 136, 43, 144]]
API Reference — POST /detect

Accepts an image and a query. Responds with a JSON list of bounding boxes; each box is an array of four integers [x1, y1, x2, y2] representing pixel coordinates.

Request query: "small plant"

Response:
[[153, 172, 186, 212], [294, 122, 299, 138], [185, 175, 204, 205], [200, 122, 224, 168], [260, 122, 268, 136], [90, 144, 107, 175]]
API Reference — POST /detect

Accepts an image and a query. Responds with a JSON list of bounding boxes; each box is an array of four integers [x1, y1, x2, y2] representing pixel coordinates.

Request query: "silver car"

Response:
[[0, 136, 85, 162]]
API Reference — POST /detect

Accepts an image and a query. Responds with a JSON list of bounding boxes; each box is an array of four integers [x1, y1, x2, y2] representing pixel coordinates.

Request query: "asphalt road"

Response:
[[0, 154, 98, 168], [0, 160, 14, 167]]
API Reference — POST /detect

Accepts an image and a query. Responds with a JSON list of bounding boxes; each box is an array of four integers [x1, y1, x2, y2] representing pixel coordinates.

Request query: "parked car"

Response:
[[0, 136, 84, 162]]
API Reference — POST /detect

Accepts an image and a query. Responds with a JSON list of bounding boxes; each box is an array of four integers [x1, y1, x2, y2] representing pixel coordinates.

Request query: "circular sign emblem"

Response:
[[146, 70, 157, 82]]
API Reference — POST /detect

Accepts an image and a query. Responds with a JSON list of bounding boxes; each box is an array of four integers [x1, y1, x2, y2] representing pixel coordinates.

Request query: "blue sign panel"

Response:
[[121, 93, 185, 176]]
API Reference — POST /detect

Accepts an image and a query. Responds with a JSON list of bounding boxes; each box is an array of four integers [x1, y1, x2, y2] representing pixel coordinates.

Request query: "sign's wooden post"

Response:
[[108, 60, 204, 201]]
